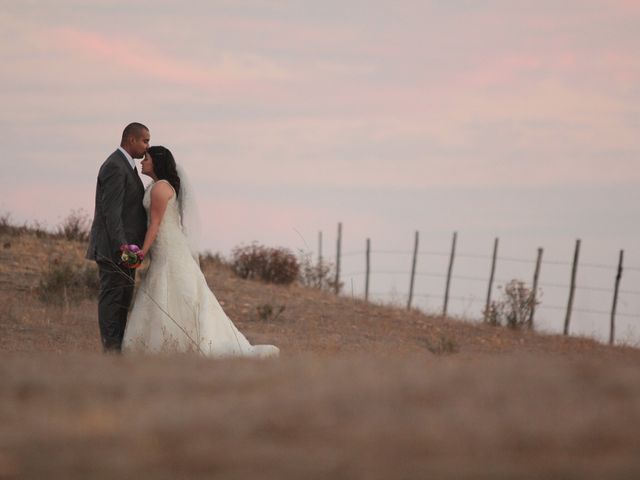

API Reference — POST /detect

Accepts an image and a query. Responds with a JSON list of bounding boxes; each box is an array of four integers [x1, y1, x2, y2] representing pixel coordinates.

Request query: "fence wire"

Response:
[[328, 249, 640, 271], [364, 290, 640, 320], [341, 269, 640, 297], [321, 235, 640, 342]]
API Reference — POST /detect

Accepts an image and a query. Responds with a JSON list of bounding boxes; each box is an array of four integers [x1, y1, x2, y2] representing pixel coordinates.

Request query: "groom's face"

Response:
[[128, 130, 150, 159]]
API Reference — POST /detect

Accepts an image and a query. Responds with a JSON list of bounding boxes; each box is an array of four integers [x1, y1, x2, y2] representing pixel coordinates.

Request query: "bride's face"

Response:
[[140, 152, 155, 177]]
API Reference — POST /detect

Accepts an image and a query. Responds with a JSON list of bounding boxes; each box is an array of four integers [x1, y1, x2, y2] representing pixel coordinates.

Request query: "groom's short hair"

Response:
[[121, 122, 149, 143]]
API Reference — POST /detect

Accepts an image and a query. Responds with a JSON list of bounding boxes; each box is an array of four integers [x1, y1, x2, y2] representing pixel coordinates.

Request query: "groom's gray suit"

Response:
[[87, 149, 147, 352]]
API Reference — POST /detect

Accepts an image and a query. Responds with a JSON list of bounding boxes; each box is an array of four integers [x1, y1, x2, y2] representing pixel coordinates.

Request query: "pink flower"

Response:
[[119, 244, 144, 268]]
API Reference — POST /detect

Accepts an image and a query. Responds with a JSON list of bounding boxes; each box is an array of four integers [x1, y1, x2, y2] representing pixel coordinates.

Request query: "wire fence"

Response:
[[316, 225, 639, 345]]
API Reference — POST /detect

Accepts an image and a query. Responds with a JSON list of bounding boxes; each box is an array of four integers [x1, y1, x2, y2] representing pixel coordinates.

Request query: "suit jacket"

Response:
[[86, 149, 147, 262]]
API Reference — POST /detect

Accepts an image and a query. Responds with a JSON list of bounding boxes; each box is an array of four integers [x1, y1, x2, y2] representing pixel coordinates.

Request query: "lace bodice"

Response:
[[143, 180, 189, 259]]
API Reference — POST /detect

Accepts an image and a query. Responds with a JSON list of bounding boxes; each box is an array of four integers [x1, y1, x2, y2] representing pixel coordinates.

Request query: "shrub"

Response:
[[199, 250, 229, 269], [30, 220, 50, 239], [297, 250, 342, 293], [39, 258, 99, 305], [231, 243, 299, 285], [424, 334, 458, 355], [57, 209, 91, 242], [256, 303, 286, 321], [0, 212, 13, 235], [1, 210, 90, 240], [0, 212, 53, 238], [483, 279, 541, 329]]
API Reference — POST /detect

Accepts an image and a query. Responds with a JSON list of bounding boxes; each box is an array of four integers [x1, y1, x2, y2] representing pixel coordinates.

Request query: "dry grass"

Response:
[[0, 233, 99, 353], [2, 231, 638, 359], [1, 353, 640, 479], [2, 232, 640, 479]]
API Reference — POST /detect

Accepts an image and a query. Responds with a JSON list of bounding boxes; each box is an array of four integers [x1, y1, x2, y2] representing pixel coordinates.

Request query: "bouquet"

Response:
[[120, 244, 144, 269]]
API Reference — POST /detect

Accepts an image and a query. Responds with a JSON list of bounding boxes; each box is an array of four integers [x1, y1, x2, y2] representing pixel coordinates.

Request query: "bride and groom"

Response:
[[86, 123, 279, 358]]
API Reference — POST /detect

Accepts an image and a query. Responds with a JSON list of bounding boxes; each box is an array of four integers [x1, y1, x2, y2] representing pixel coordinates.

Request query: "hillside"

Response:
[[2, 231, 637, 358], [1, 232, 640, 479]]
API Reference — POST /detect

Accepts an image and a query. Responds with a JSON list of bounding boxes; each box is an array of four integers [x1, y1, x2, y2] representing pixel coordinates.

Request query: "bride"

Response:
[[122, 146, 279, 358]]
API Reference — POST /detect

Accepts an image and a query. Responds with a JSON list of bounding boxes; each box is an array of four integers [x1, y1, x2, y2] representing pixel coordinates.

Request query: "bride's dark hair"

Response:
[[148, 145, 180, 197]]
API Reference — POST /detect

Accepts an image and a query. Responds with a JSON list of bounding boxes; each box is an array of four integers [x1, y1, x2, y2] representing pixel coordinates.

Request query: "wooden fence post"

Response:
[[318, 230, 323, 289], [407, 231, 419, 310], [610, 249, 624, 345], [365, 238, 371, 302], [334, 222, 342, 295], [528, 248, 543, 329], [484, 238, 499, 321], [563, 239, 581, 335], [443, 231, 457, 317]]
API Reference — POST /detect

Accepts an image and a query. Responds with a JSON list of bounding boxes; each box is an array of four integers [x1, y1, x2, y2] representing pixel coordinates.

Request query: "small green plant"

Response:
[[256, 303, 286, 321], [39, 258, 99, 305], [231, 243, 300, 285], [484, 279, 541, 329]]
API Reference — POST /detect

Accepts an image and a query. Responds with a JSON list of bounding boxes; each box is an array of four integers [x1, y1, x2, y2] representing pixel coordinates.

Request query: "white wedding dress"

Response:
[[122, 180, 279, 358]]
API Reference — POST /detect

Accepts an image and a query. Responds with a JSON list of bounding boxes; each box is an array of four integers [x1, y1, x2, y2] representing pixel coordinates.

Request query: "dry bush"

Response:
[[484, 279, 541, 329], [0, 212, 26, 236], [0, 212, 50, 238], [56, 209, 91, 241], [424, 334, 459, 355], [297, 251, 342, 293], [199, 250, 229, 269], [255, 303, 286, 321], [0, 212, 14, 235], [0, 209, 91, 241], [231, 243, 299, 285], [39, 258, 99, 305], [30, 220, 51, 238]]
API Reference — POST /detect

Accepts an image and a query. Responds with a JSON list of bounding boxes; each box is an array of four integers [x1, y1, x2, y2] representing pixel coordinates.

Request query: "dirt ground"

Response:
[[1, 233, 640, 478]]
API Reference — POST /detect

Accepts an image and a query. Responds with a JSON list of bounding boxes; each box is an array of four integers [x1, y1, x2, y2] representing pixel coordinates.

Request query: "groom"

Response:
[[86, 123, 149, 353]]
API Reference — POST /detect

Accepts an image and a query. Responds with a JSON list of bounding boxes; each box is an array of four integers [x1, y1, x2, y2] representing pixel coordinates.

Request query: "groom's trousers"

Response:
[[97, 260, 136, 352]]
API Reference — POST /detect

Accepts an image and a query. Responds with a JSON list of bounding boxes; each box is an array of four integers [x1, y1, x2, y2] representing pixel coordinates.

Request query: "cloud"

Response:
[[49, 27, 293, 90], [1, 1, 639, 219]]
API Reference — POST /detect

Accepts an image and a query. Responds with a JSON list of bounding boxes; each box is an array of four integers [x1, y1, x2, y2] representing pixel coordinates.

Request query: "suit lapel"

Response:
[[132, 165, 144, 194], [115, 149, 145, 194]]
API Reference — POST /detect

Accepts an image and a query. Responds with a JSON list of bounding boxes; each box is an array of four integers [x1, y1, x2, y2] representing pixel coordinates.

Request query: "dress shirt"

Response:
[[118, 146, 136, 170]]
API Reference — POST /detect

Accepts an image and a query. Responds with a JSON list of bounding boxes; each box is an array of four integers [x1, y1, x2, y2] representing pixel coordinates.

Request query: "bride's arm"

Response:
[[140, 182, 174, 257]]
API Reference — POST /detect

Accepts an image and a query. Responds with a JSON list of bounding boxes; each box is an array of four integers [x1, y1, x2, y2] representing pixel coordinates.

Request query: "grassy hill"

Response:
[[2, 231, 635, 358], [1, 231, 640, 479]]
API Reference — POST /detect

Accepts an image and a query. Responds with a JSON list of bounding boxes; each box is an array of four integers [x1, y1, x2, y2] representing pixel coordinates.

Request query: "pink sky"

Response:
[[2, 1, 638, 214], [1, 1, 640, 338]]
